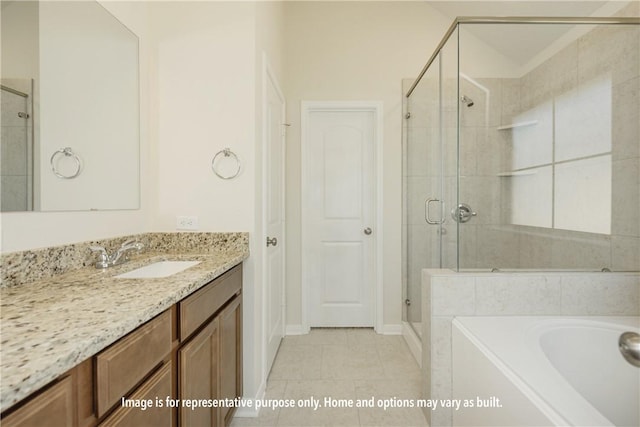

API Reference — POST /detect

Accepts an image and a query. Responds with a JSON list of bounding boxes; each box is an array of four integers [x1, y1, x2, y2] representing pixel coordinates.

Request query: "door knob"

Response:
[[364, 227, 372, 235], [266, 236, 278, 247]]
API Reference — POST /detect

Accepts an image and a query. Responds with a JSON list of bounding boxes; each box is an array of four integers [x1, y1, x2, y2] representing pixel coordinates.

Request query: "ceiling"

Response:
[[426, 1, 628, 66]]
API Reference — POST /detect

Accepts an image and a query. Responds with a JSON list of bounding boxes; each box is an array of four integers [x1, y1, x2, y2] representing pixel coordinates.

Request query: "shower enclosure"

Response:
[[402, 13, 640, 335]]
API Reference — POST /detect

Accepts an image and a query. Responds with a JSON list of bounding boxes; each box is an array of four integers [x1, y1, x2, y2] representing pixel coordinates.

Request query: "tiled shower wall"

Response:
[[457, 20, 639, 271]]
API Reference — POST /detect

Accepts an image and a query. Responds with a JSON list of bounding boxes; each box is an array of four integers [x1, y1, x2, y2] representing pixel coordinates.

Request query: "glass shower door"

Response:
[[404, 51, 448, 337]]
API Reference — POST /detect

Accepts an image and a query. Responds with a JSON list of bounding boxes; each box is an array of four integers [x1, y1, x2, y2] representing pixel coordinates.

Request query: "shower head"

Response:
[[460, 95, 474, 107]]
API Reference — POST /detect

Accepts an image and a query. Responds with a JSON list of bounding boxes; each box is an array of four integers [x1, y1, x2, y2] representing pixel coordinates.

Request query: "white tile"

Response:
[[578, 24, 640, 87], [345, 328, 377, 347], [611, 236, 640, 272], [510, 100, 554, 169], [459, 176, 501, 225], [321, 344, 386, 380], [612, 157, 640, 237], [476, 226, 521, 269], [517, 229, 554, 268], [235, 327, 429, 426], [522, 43, 578, 110], [475, 275, 562, 315], [268, 344, 323, 381], [431, 276, 475, 316], [477, 127, 513, 176], [612, 77, 640, 161], [431, 317, 452, 386], [561, 274, 640, 315], [459, 126, 477, 177], [283, 328, 348, 347], [508, 165, 553, 229], [377, 339, 421, 380], [550, 231, 611, 270], [500, 78, 521, 124], [554, 155, 611, 235], [458, 224, 477, 270], [406, 126, 440, 178], [554, 75, 612, 162]]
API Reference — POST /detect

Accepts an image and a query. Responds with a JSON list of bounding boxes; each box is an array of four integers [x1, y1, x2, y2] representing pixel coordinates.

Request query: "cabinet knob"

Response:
[[364, 228, 372, 235]]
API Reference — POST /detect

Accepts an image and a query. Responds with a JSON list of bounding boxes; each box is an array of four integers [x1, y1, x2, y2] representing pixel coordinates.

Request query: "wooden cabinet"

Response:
[[179, 265, 243, 427], [219, 295, 242, 426], [100, 362, 173, 427], [1, 263, 242, 427], [179, 318, 220, 426], [96, 310, 172, 418], [180, 265, 242, 341], [2, 377, 74, 427]]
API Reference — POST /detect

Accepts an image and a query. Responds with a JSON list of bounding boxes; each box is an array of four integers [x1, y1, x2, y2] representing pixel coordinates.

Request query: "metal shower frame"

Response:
[[406, 16, 640, 97]]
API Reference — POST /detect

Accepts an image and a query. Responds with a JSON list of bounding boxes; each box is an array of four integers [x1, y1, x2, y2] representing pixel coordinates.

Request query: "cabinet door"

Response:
[[96, 309, 172, 417], [179, 317, 219, 426], [99, 362, 173, 427], [219, 295, 242, 426], [2, 376, 74, 427]]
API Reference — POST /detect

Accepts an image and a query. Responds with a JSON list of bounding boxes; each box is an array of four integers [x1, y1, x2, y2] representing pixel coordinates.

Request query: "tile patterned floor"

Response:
[[231, 328, 427, 427]]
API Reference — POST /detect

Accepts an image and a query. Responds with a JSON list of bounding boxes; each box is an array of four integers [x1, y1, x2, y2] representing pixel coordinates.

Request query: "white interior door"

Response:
[[303, 104, 377, 327], [264, 64, 285, 373]]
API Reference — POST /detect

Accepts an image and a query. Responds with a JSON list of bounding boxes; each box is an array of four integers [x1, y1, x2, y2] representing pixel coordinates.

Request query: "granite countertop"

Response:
[[0, 248, 248, 412]]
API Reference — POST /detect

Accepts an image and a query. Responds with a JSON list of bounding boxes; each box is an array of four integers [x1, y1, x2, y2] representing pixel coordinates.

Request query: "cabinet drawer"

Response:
[[2, 376, 74, 427], [180, 265, 242, 341], [96, 309, 172, 417], [100, 361, 173, 427]]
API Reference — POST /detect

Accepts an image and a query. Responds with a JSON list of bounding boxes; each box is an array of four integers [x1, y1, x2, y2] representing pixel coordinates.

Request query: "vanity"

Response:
[[0, 232, 249, 427]]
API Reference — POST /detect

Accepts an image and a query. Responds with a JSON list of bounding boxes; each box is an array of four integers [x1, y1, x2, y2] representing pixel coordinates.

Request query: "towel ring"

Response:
[[50, 147, 82, 179], [211, 148, 241, 180]]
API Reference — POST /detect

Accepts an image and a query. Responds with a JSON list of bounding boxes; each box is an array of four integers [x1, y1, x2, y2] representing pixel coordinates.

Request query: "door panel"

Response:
[[264, 67, 285, 374], [304, 107, 376, 327]]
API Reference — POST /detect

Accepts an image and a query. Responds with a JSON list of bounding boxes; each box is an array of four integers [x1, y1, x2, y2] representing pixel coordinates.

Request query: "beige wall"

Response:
[[282, 1, 453, 331], [150, 1, 256, 232], [148, 0, 286, 406]]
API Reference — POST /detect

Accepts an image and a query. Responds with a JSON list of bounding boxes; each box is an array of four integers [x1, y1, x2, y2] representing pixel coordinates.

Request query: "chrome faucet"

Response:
[[89, 239, 144, 269], [619, 331, 640, 368]]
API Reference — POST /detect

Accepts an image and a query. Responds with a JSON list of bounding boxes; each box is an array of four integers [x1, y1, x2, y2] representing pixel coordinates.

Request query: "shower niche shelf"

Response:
[[497, 120, 538, 131]]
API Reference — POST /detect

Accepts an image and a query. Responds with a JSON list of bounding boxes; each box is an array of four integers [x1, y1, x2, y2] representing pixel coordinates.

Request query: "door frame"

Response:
[[262, 53, 286, 377], [300, 101, 383, 333]]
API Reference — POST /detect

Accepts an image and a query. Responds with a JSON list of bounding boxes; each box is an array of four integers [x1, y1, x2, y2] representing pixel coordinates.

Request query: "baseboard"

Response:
[[379, 323, 402, 335], [285, 324, 307, 335], [402, 321, 422, 367], [233, 380, 266, 418]]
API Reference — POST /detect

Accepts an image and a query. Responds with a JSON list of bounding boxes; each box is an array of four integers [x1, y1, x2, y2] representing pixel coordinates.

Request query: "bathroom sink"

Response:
[[115, 261, 201, 279]]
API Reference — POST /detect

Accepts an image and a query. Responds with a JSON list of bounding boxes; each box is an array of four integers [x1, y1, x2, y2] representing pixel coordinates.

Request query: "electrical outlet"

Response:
[[176, 216, 199, 230]]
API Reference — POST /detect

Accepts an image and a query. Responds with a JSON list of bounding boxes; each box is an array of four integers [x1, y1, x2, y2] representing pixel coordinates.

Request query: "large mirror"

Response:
[[1, 0, 139, 211]]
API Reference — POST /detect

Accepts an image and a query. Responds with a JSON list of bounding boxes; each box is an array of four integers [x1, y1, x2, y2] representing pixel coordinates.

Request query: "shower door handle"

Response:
[[425, 198, 444, 225]]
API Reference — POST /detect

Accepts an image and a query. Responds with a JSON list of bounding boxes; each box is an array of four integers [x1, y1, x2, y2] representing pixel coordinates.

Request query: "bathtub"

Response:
[[452, 316, 640, 427]]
